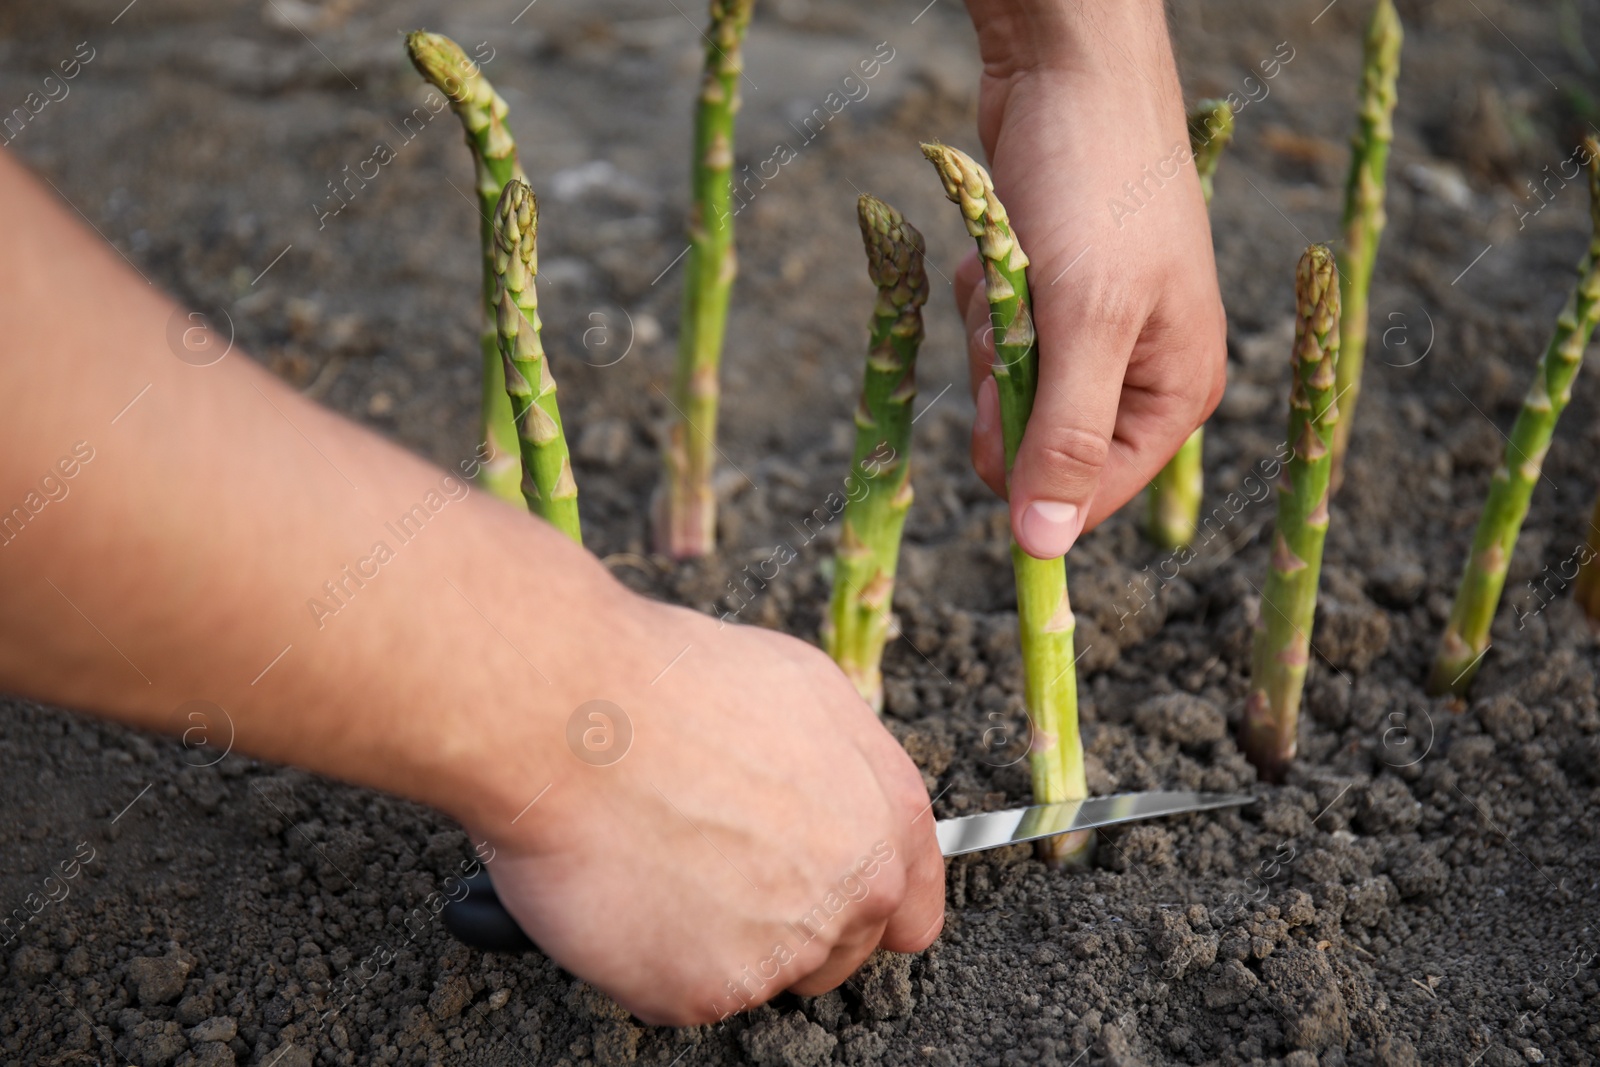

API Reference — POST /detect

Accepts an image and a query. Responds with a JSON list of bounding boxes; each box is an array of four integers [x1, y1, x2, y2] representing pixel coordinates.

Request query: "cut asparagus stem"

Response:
[[655, 0, 756, 559], [1240, 244, 1341, 783], [1145, 99, 1234, 549], [922, 143, 1088, 866], [1328, 0, 1402, 491], [822, 196, 930, 713], [1575, 493, 1600, 627], [406, 30, 526, 506], [1146, 430, 1203, 549], [493, 180, 582, 543], [1429, 141, 1600, 696]]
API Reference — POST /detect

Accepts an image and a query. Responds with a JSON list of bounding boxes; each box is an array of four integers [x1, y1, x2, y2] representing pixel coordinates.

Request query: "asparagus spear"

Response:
[[1328, 0, 1403, 491], [822, 196, 929, 712], [493, 180, 582, 543], [406, 30, 526, 506], [922, 143, 1088, 866], [1145, 99, 1235, 549], [1240, 244, 1341, 782], [1429, 141, 1600, 696], [656, 0, 756, 559], [1575, 494, 1600, 626]]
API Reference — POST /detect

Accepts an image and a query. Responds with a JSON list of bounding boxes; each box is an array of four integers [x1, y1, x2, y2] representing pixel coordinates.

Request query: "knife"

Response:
[[443, 789, 1253, 953]]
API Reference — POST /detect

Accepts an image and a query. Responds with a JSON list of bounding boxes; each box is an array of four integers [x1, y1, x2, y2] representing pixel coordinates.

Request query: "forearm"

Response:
[[0, 152, 635, 834]]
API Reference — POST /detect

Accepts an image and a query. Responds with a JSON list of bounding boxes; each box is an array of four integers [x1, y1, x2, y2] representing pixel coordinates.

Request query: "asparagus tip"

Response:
[[1187, 98, 1235, 181], [855, 195, 930, 307], [1296, 243, 1340, 342], [405, 30, 479, 104], [1370, 0, 1404, 52], [919, 142, 988, 206]]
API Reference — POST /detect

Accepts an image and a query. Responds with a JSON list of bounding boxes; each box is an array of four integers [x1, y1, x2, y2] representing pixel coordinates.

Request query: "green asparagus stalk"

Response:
[[822, 196, 930, 712], [1145, 99, 1234, 549], [922, 143, 1088, 866], [1429, 141, 1600, 696], [1328, 0, 1402, 491], [1240, 244, 1341, 782], [655, 0, 756, 559], [493, 180, 582, 543], [1188, 99, 1235, 205], [406, 30, 526, 506], [1575, 493, 1600, 626]]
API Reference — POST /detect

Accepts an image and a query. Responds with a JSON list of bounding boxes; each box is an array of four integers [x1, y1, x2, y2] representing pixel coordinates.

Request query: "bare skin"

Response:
[[0, 0, 1218, 1027], [959, 0, 1228, 559], [0, 152, 942, 1026]]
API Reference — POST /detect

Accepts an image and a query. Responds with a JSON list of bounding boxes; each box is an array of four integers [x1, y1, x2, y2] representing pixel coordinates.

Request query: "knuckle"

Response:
[[1032, 425, 1111, 484], [1077, 283, 1144, 339]]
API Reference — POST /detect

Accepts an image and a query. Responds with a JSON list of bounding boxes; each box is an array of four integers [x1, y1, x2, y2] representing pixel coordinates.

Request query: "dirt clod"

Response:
[[1261, 945, 1351, 1052], [739, 1010, 837, 1067], [1132, 692, 1227, 746], [128, 954, 192, 1006], [847, 948, 914, 1019]]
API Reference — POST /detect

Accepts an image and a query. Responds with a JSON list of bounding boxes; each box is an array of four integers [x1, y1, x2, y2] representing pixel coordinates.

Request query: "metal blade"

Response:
[[443, 790, 1255, 954], [935, 790, 1254, 857]]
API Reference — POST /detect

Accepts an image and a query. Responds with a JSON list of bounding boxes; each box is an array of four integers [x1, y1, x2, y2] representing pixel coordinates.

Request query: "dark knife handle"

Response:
[[443, 872, 537, 953]]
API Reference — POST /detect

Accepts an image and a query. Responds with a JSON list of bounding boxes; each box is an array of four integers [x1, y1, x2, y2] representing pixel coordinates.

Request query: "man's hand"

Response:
[[0, 151, 942, 1029], [959, 0, 1227, 558], [467, 598, 945, 1026]]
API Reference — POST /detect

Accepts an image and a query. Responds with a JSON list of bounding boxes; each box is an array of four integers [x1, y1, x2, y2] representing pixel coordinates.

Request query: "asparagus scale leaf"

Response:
[[1329, 0, 1402, 490], [656, 0, 756, 559], [493, 181, 582, 543], [1145, 99, 1235, 550], [406, 31, 527, 506], [1241, 244, 1341, 783], [823, 196, 929, 712], [1430, 139, 1600, 696], [922, 143, 1088, 866]]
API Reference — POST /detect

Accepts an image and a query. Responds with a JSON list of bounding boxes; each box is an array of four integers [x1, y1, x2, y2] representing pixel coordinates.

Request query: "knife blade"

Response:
[[934, 790, 1254, 856], [443, 789, 1252, 954]]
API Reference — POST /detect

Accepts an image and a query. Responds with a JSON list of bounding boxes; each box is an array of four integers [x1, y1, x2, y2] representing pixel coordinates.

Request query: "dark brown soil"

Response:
[[3, 1, 1599, 1065]]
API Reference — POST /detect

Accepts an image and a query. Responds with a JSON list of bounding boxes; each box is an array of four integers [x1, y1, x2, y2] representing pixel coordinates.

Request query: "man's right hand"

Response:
[[458, 595, 946, 1026]]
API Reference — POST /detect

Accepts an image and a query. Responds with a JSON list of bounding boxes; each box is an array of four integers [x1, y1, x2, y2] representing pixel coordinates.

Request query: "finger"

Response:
[[971, 376, 1006, 498], [877, 815, 945, 953], [1106, 304, 1229, 505], [828, 702, 946, 956], [1006, 300, 1137, 559], [787, 919, 886, 997]]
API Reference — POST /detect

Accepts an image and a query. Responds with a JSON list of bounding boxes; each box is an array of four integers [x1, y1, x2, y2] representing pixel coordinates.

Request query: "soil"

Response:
[[3, 0, 1599, 1065]]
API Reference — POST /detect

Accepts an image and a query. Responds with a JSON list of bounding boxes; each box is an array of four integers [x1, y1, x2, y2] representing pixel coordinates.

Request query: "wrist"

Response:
[[427, 541, 654, 845], [962, 0, 1171, 78]]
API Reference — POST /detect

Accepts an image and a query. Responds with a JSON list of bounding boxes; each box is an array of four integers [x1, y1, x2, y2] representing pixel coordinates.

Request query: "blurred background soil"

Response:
[[1, 0, 1598, 1064]]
